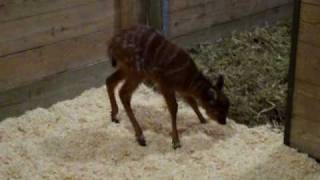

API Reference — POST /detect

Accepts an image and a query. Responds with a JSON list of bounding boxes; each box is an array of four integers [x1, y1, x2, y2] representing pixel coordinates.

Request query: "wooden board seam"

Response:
[[0, 1, 95, 24], [0, 56, 109, 93], [170, 3, 292, 39], [302, 1, 320, 6], [169, 0, 291, 14], [0, 27, 110, 59]]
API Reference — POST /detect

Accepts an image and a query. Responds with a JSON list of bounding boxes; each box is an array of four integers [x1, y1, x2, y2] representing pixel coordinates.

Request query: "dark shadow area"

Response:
[[0, 61, 113, 121]]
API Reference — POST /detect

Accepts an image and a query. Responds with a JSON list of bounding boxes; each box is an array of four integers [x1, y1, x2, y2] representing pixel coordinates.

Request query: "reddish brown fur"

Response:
[[106, 25, 230, 149]]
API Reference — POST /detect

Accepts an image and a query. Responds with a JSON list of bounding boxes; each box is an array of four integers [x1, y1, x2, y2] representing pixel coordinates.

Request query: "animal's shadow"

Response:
[[121, 104, 235, 139], [40, 104, 236, 163]]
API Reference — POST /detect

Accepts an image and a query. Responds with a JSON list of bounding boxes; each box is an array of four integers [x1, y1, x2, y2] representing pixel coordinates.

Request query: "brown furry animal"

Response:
[[106, 25, 230, 149]]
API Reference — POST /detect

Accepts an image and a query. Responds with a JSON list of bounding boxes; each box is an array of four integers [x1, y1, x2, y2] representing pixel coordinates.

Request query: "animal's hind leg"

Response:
[[183, 96, 207, 124], [160, 86, 181, 149], [106, 70, 124, 123], [119, 77, 146, 146]]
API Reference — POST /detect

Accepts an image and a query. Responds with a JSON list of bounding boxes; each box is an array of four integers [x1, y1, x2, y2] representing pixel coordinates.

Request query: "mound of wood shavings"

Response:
[[0, 85, 319, 180]]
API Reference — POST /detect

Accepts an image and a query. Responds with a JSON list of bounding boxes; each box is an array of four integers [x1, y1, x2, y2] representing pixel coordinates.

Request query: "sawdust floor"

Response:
[[0, 85, 319, 180]]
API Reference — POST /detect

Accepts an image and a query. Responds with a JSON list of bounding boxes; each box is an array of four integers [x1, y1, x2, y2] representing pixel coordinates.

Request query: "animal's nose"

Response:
[[217, 116, 227, 125]]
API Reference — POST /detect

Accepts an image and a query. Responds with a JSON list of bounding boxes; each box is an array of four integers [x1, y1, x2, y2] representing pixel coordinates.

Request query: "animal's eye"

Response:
[[208, 88, 216, 99], [209, 100, 215, 105]]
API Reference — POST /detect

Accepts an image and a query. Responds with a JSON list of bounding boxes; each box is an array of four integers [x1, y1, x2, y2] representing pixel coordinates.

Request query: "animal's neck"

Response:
[[188, 73, 212, 99]]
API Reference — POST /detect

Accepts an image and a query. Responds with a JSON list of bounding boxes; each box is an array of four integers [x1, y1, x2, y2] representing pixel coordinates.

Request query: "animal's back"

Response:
[[106, 26, 230, 149], [108, 25, 200, 91]]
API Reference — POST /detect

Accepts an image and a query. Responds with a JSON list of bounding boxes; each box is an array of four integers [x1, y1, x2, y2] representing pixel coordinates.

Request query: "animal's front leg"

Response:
[[119, 77, 146, 146], [160, 86, 181, 149], [184, 96, 207, 124]]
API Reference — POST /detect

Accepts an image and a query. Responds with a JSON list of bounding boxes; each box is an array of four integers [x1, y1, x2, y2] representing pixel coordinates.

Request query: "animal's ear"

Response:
[[216, 75, 224, 90], [208, 88, 216, 100]]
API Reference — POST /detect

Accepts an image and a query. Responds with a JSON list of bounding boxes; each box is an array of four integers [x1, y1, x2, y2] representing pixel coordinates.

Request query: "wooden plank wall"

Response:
[[290, 0, 320, 160], [0, 0, 293, 93], [0, 0, 116, 92], [168, 0, 293, 38]]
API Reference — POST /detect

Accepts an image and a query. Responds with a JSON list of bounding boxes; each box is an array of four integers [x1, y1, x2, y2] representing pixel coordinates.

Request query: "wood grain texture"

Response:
[[0, 28, 114, 92], [289, 0, 320, 160], [293, 92, 320, 125], [169, 0, 230, 37], [169, 0, 213, 13], [119, 0, 144, 29], [291, 114, 320, 159], [299, 3, 320, 47], [168, 0, 293, 37], [294, 80, 320, 102], [295, 42, 320, 86], [169, 0, 291, 13], [291, 116, 320, 141], [303, 0, 320, 6], [0, 62, 112, 120], [0, 0, 114, 57], [148, 0, 162, 30], [171, 4, 293, 47], [291, 116, 320, 159], [0, 0, 93, 23]]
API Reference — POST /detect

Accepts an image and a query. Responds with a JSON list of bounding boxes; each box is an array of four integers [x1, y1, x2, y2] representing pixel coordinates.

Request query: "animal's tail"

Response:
[[111, 57, 117, 67], [107, 39, 117, 68]]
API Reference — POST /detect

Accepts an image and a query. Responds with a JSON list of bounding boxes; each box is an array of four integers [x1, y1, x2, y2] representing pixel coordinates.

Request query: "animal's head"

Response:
[[200, 75, 230, 125]]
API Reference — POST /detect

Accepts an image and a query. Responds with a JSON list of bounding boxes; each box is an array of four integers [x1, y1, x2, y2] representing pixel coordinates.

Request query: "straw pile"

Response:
[[190, 20, 291, 126]]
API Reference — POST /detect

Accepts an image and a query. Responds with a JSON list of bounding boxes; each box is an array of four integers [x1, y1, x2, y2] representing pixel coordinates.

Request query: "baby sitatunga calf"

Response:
[[106, 25, 230, 149]]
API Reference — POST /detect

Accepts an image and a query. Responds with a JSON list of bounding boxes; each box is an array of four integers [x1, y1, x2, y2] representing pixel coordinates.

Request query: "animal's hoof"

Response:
[[137, 135, 146, 146], [200, 119, 208, 124], [111, 118, 119, 123], [172, 141, 181, 149]]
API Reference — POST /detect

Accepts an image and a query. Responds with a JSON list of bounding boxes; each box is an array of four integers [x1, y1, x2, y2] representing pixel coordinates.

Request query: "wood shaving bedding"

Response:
[[0, 85, 319, 180]]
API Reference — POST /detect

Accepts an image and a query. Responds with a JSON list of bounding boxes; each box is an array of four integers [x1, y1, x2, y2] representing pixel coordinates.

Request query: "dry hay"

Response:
[[0, 85, 319, 180], [189, 20, 291, 126]]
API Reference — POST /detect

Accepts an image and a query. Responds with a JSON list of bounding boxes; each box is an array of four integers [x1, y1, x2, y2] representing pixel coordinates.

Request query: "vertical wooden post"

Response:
[[285, 0, 320, 162], [116, 0, 164, 31], [119, 0, 138, 29], [137, 0, 148, 25], [284, 0, 301, 146], [115, 0, 145, 30], [148, 0, 163, 31], [113, 0, 122, 31]]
